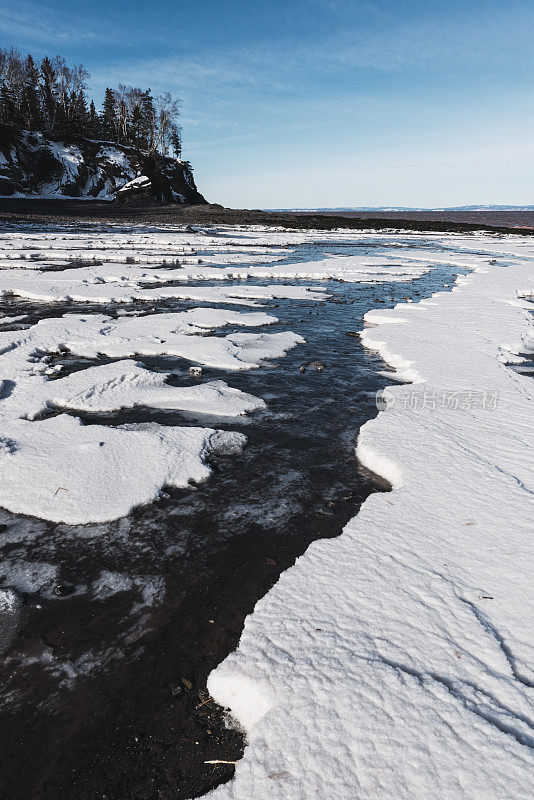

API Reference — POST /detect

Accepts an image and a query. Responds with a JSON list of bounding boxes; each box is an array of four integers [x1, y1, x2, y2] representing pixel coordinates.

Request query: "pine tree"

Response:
[[69, 90, 88, 138], [0, 81, 21, 131], [0, 47, 185, 155], [101, 87, 115, 140], [40, 56, 57, 135], [21, 55, 41, 130], [88, 100, 100, 138], [170, 125, 182, 159], [141, 89, 155, 152], [131, 104, 142, 150]]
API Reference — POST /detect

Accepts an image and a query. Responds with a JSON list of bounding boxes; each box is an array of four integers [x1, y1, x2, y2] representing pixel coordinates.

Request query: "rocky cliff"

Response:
[[0, 131, 206, 204]]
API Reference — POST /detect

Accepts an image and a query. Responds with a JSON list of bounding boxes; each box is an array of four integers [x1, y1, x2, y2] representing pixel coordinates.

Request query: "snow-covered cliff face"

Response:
[[0, 131, 206, 204]]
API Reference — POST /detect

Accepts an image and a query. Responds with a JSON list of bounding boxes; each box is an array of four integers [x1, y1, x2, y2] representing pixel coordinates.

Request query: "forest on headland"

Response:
[[0, 47, 183, 159]]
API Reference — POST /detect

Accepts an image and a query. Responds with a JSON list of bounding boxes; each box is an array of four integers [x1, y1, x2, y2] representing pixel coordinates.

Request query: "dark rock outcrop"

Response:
[[0, 131, 206, 204]]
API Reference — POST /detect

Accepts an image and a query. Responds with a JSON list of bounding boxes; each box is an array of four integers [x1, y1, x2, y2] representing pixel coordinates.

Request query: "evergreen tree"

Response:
[[69, 90, 88, 137], [40, 56, 57, 135], [131, 104, 142, 150], [21, 55, 41, 130], [170, 125, 182, 159], [0, 46, 184, 157], [88, 100, 100, 138], [101, 87, 115, 140], [0, 81, 20, 131], [141, 89, 155, 152]]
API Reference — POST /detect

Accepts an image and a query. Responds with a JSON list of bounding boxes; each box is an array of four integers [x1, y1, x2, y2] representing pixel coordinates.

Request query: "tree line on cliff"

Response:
[[0, 47, 183, 158]]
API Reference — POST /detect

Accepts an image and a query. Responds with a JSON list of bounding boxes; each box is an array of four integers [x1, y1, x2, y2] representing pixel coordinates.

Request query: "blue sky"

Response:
[[3, 0, 534, 207]]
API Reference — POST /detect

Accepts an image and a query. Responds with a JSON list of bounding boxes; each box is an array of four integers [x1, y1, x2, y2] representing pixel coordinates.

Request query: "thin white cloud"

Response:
[[0, 0, 118, 46], [86, 2, 534, 102]]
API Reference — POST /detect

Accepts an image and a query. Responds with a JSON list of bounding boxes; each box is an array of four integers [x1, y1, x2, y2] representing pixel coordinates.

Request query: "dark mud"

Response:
[[1, 199, 534, 234], [287, 208, 534, 230], [0, 238, 467, 800]]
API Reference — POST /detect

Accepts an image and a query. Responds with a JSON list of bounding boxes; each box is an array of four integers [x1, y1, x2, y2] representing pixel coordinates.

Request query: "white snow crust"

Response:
[[1, 226, 363, 524], [0, 263, 327, 305], [206, 241, 534, 799], [117, 175, 151, 193], [0, 302, 302, 523], [0, 416, 244, 525], [44, 362, 266, 417], [1, 224, 533, 792], [1, 225, 531, 532]]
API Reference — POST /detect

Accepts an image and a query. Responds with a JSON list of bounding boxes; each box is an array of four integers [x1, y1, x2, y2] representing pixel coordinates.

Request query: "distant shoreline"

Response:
[[267, 206, 534, 212], [1, 199, 533, 234], [282, 208, 534, 230]]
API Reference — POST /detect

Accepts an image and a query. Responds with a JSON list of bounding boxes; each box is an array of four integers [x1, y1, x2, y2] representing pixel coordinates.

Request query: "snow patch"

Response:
[[206, 243, 534, 800], [355, 438, 403, 488], [0, 416, 246, 524], [117, 175, 151, 193]]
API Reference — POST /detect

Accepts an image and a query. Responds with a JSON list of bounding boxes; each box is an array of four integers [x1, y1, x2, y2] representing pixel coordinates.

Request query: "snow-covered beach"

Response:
[[0, 224, 532, 798], [207, 236, 534, 799]]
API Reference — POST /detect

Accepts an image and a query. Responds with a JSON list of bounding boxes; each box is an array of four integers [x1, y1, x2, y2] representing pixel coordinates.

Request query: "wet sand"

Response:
[[289, 208, 534, 229]]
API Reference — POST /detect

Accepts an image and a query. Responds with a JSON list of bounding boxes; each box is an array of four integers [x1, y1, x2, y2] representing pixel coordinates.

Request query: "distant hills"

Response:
[[269, 205, 534, 212]]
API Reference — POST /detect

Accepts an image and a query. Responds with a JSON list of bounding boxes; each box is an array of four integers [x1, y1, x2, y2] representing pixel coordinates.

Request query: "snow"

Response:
[[0, 263, 328, 305], [117, 175, 151, 193], [206, 245, 534, 799], [0, 304, 300, 523], [46, 141, 84, 185], [9, 139, 87, 199], [0, 559, 58, 595], [0, 589, 19, 655], [1, 224, 531, 533], [91, 570, 165, 611], [92, 570, 135, 599], [2, 228, 492, 306], [0, 310, 301, 386], [1, 224, 533, 795], [0, 136, 139, 199], [46, 361, 266, 417], [1, 226, 357, 525], [97, 145, 135, 172], [0, 415, 246, 525]]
